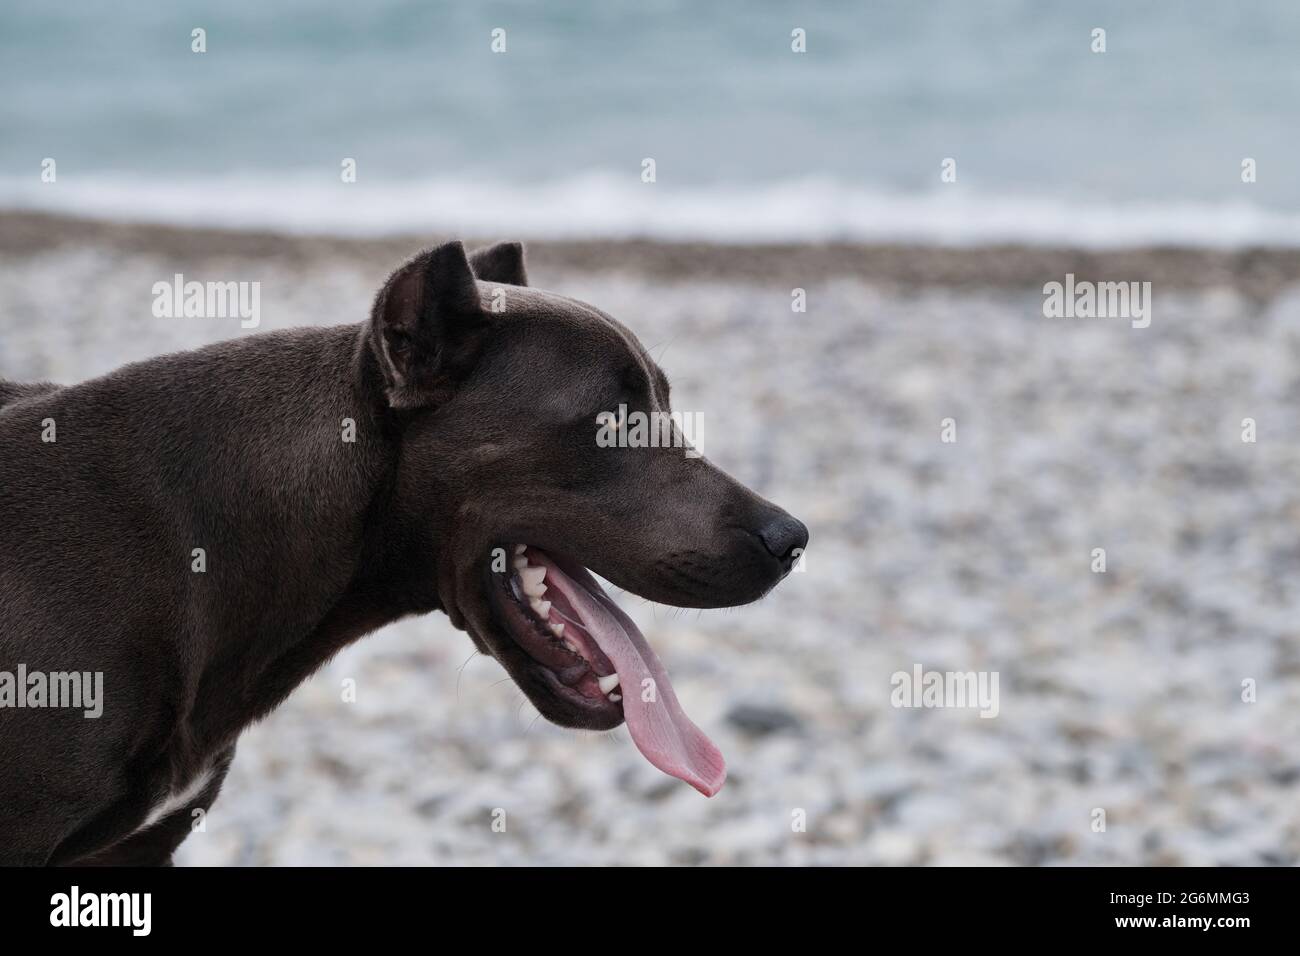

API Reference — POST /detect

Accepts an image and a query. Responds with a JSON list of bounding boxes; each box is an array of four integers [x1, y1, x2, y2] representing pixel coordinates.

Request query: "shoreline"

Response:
[[3, 211, 1300, 298]]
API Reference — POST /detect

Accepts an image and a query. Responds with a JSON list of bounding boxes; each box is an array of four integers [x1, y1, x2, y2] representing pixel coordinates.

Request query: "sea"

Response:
[[2, 0, 1299, 246]]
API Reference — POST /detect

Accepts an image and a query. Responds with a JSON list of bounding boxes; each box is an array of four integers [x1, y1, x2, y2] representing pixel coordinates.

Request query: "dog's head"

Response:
[[367, 240, 807, 795]]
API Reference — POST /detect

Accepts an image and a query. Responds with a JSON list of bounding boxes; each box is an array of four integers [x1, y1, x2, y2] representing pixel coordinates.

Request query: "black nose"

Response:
[[757, 512, 809, 573]]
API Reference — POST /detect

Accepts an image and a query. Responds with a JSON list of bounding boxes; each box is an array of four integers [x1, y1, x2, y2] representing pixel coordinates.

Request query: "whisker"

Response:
[[455, 651, 479, 703]]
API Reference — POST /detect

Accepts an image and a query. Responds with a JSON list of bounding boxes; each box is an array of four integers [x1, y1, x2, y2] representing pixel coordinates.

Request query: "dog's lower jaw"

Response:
[[492, 650, 626, 731], [471, 553, 625, 729], [479, 544, 726, 796]]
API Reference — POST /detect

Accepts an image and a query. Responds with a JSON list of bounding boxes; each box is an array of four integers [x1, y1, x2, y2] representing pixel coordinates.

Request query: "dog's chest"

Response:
[[132, 764, 215, 836]]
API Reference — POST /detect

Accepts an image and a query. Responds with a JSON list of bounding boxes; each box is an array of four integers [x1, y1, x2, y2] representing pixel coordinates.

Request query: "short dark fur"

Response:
[[0, 241, 807, 865]]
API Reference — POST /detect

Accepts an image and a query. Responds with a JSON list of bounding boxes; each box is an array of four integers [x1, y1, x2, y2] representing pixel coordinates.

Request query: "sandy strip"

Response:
[[4, 210, 1300, 298]]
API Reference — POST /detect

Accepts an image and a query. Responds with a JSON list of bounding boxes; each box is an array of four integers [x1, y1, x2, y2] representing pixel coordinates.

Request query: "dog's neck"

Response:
[[186, 324, 447, 747]]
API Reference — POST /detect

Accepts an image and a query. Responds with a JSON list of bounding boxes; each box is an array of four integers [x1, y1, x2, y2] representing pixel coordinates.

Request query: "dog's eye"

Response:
[[386, 330, 412, 355]]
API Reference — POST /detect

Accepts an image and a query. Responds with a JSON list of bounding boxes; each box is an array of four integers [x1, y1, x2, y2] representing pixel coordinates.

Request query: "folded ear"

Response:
[[368, 240, 487, 409], [468, 241, 528, 287]]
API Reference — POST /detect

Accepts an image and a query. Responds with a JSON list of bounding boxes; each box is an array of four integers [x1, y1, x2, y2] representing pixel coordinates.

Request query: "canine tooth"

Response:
[[597, 673, 621, 694], [514, 544, 526, 555], [520, 566, 546, 596], [512, 556, 528, 570], [608, 693, 622, 702], [550, 622, 566, 638], [530, 599, 552, 618]]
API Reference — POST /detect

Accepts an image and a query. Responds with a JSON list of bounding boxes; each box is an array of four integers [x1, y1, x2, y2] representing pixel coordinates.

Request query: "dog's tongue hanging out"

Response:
[[526, 551, 727, 796]]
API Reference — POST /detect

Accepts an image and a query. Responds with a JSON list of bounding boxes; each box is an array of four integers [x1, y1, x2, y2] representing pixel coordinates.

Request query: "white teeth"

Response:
[[598, 673, 621, 694], [550, 622, 566, 639], [512, 556, 528, 570], [520, 566, 546, 597], [608, 693, 622, 702], [563, 639, 580, 655], [530, 599, 552, 618], [514, 544, 526, 555]]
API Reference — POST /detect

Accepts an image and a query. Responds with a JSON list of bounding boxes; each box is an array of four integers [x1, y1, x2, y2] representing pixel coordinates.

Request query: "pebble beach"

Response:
[[3, 212, 1299, 865]]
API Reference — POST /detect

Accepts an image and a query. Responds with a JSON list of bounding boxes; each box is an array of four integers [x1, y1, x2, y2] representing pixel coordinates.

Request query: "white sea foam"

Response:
[[3, 172, 1299, 248]]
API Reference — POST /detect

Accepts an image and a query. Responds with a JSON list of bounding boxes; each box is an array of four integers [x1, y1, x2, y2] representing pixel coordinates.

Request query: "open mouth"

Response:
[[489, 544, 727, 797]]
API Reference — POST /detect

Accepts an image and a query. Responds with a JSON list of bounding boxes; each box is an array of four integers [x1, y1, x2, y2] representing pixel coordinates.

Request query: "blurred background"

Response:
[[3, 0, 1300, 864]]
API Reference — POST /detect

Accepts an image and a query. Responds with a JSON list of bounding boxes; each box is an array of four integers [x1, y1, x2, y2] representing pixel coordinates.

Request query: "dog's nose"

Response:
[[757, 513, 809, 573]]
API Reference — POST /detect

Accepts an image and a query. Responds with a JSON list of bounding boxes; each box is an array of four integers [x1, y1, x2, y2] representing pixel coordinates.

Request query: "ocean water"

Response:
[[3, 0, 1300, 245]]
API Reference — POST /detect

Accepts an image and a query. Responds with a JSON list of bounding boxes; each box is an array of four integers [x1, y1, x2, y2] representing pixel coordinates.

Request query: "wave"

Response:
[[3, 172, 1299, 248]]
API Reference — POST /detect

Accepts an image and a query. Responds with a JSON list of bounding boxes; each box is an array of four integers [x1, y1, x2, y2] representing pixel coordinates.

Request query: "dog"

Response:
[[0, 240, 808, 865]]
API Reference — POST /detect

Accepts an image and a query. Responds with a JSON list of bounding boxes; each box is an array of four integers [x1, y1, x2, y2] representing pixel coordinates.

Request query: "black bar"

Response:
[[0, 866, 1286, 941]]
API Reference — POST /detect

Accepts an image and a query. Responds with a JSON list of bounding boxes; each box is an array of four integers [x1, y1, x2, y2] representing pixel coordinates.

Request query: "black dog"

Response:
[[0, 240, 807, 865]]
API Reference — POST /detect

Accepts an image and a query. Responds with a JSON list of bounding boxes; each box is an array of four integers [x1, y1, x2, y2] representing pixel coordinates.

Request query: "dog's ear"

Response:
[[369, 240, 487, 409], [468, 241, 528, 287]]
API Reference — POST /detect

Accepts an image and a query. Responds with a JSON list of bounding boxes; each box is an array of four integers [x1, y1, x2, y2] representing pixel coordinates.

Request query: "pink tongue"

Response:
[[531, 554, 726, 797]]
